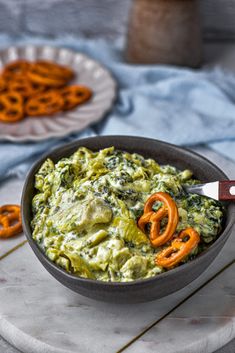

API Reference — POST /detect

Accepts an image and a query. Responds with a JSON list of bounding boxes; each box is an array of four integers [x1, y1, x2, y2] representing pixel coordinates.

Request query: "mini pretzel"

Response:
[[0, 92, 24, 123], [27, 69, 68, 88], [25, 90, 64, 116], [3, 60, 30, 80], [0, 76, 7, 93], [0, 59, 92, 122], [60, 85, 92, 110], [138, 192, 179, 247], [0, 205, 22, 238], [8, 75, 46, 98], [27, 61, 74, 88], [155, 227, 200, 268], [34, 60, 74, 80]]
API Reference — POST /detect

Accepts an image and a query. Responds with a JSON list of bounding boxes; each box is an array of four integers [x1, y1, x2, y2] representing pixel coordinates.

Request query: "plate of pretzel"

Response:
[[0, 45, 116, 142]]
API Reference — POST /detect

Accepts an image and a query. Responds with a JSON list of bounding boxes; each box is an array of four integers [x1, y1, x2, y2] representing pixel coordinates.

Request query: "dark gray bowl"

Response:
[[21, 136, 235, 303]]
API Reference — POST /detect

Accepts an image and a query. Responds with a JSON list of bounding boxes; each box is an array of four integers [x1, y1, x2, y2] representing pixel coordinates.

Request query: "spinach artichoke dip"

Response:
[[32, 147, 224, 282]]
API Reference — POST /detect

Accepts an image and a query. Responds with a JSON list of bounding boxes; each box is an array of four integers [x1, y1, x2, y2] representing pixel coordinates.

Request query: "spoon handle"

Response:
[[219, 181, 235, 201]]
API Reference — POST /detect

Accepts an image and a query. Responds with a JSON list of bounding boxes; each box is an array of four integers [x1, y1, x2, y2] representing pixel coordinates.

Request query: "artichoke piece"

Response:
[[72, 147, 94, 162], [32, 191, 51, 212], [89, 159, 108, 175], [62, 251, 94, 279], [83, 198, 112, 226], [121, 256, 148, 280], [56, 256, 70, 271], [113, 217, 149, 245], [35, 158, 55, 191], [112, 248, 131, 270], [89, 244, 111, 271], [46, 248, 60, 262], [178, 169, 193, 181], [85, 230, 109, 248], [49, 197, 112, 233]]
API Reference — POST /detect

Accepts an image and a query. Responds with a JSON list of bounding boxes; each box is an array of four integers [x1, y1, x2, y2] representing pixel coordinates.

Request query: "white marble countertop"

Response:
[[0, 42, 235, 353]]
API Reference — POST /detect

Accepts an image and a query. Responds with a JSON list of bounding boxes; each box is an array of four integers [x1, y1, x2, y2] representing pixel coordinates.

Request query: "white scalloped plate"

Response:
[[0, 45, 116, 142]]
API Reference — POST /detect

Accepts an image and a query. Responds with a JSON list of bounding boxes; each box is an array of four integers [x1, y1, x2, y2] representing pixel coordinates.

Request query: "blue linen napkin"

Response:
[[0, 35, 235, 182]]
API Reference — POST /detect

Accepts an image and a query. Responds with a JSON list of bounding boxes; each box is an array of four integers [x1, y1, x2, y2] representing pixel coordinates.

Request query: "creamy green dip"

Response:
[[32, 147, 224, 282]]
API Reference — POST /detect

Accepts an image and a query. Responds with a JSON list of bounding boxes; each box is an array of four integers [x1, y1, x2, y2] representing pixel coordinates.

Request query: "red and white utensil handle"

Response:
[[219, 181, 235, 201]]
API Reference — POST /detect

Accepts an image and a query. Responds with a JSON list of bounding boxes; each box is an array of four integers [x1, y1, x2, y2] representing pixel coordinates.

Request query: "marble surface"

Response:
[[0, 146, 234, 353], [125, 263, 235, 353]]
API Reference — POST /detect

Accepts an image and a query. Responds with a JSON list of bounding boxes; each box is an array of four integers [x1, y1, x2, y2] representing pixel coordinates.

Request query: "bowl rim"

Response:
[[21, 135, 235, 287]]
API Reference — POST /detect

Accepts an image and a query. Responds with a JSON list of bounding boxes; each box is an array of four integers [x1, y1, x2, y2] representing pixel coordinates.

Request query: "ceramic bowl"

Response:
[[21, 136, 235, 303]]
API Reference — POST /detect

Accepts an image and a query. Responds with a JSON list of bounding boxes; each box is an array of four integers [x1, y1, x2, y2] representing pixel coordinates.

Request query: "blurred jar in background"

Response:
[[126, 0, 202, 67]]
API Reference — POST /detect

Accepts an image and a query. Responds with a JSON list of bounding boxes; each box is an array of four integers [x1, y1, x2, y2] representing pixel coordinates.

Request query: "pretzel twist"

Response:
[[25, 90, 64, 116], [60, 85, 92, 110], [138, 192, 179, 247], [0, 92, 24, 123], [3, 60, 30, 81], [33, 60, 74, 80], [0, 205, 22, 238], [27, 70, 67, 88], [0, 76, 7, 93], [0, 59, 92, 121], [155, 227, 200, 268], [27, 61, 74, 87], [8, 74, 46, 98]]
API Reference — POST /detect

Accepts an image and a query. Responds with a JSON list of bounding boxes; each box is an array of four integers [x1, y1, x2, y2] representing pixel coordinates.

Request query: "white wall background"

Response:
[[0, 0, 234, 40]]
